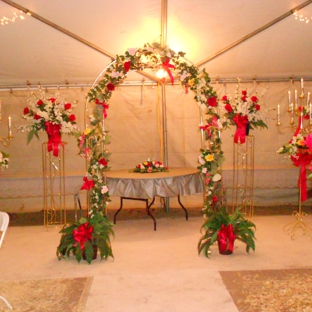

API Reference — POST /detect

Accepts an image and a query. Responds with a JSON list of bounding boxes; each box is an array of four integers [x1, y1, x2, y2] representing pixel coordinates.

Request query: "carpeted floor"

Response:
[[220, 269, 312, 312], [0, 277, 93, 312], [6, 205, 312, 226]]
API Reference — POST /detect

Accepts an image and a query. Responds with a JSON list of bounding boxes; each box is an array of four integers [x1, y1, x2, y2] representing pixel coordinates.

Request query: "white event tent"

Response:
[[1, 0, 312, 212]]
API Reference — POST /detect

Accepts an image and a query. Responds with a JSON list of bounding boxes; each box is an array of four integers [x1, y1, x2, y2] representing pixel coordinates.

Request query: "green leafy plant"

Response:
[[198, 207, 256, 258], [56, 213, 114, 264]]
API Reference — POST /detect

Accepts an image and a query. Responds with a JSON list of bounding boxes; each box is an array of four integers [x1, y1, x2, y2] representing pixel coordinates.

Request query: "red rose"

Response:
[[37, 100, 44, 106], [49, 98, 56, 103], [207, 96, 217, 107], [255, 104, 260, 111], [107, 82, 115, 91], [34, 114, 41, 120], [124, 61, 131, 72], [304, 114, 310, 120], [225, 104, 233, 112], [221, 95, 228, 102], [64, 103, 71, 110], [69, 114, 76, 122], [241, 95, 247, 102], [98, 158, 108, 166], [242, 90, 247, 96], [23, 107, 29, 114], [251, 96, 258, 103], [212, 196, 218, 203]]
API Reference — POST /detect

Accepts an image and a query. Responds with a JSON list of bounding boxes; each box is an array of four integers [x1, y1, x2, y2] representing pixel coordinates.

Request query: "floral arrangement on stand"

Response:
[[197, 206, 256, 257], [133, 158, 168, 173], [277, 133, 312, 201], [57, 116, 114, 264], [220, 79, 268, 143], [18, 88, 79, 156], [0, 151, 9, 171]]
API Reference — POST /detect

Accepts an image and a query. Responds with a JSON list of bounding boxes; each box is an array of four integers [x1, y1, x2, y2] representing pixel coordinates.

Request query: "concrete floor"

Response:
[[1, 215, 312, 311]]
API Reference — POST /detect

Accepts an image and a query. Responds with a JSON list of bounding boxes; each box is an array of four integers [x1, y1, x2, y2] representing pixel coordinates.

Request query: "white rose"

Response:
[[212, 173, 221, 182]]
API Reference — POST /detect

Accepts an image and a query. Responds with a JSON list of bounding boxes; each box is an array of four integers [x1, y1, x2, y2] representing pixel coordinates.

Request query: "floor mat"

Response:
[[0, 277, 93, 312], [220, 269, 312, 312]]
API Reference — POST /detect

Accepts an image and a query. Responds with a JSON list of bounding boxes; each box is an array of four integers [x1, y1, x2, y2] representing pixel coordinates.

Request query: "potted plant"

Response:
[[56, 212, 114, 264], [197, 206, 256, 257]]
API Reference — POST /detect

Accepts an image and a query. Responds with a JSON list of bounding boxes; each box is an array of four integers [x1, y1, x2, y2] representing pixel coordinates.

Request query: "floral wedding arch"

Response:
[[78, 42, 224, 218]]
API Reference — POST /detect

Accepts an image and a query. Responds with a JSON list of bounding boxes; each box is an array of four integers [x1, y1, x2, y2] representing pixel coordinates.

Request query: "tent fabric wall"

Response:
[[1, 81, 312, 212]]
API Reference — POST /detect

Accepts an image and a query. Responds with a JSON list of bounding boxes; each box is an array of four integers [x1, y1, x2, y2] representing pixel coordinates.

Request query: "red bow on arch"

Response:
[[233, 114, 249, 144], [80, 176, 94, 190], [162, 58, 175, 85], [95, 99, 109, 119]]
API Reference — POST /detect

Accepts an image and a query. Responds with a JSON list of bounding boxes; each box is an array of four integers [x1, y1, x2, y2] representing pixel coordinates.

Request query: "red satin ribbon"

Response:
[[233, 114, 249, 144], [291, 152, 312, 201], [45, 122, 62, 156], [95, 99, 109, 119], [162, 58, 175, 85], [80, 176, 94, 190], [217, 224, 236, 254], [293, 114, 304, 137], [73, 222, 93, 250]]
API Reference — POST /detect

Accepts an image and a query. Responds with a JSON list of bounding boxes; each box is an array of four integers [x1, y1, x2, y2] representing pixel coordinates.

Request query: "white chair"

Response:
[[0, 212, 9, 248], [0, 212, 12, 310]]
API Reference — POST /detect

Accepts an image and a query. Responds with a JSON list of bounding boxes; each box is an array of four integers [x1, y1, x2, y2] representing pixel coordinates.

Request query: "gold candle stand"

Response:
[[231, 135, 255, 217], [42, 142, 66, 227], [283, 165, 312, 240]]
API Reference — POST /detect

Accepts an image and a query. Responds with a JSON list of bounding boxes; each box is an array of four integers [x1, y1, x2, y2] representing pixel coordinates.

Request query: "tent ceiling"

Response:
[[1, 0, 312, 88]]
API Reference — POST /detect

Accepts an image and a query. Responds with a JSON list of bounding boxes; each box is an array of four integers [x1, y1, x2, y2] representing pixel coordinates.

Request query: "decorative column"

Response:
[[42, 142, 66, 226], [231, 135, 255, 216]]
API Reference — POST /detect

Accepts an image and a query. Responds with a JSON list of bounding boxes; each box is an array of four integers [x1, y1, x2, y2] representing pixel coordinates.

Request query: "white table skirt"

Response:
[[106, 167, 203, 199]]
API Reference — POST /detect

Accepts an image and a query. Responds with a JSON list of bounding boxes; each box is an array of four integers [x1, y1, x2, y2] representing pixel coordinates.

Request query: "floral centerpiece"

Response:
[[220, 80, 268, 143], [0, 151, 9, 171], [133, 158, 168, 173], [277, 133, 312, 201], [198, 206, 256, 257], [18, 89, 79, 156]]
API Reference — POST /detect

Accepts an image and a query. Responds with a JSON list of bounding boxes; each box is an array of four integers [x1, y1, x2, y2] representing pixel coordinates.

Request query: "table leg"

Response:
[[178, 195, 188, 221], [114, 197, 157, 231]]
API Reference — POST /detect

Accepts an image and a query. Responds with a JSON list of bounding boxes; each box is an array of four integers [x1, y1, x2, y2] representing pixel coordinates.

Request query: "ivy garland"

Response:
[[79, 42, 224, 251]]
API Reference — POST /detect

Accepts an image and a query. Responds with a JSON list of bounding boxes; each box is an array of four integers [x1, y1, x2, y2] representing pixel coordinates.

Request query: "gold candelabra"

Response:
[[0, 100, 13, 147], [276, 78, 311, 135]]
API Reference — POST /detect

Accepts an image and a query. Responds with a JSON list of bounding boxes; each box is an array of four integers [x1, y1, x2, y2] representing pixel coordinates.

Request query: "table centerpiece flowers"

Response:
[[0, 151, 9, 171], [18, 89, 79, 156], [220, 79, 268, 143], [197, 206, 256, 257], [133, 157, 169, 173]]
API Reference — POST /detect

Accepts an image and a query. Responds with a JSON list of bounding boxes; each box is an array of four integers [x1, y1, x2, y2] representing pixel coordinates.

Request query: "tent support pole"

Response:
[[197, 0, 312, 67]]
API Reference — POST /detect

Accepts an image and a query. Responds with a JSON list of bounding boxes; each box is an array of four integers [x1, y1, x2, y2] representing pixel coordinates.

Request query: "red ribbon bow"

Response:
[[45, 122, 63, 156], [80, 176, 94, 190], [162, 58, 175, 85], [291, 152, 312, 201], [217, 224, 236, 254], [95, 99, 109, 119], [233, 114, 249, 144], [73, 222, 93, 250]]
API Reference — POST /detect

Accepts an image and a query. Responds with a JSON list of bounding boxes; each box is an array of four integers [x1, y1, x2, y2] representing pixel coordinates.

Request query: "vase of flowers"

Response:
[[198, 206, 256, 257], [18, 89, 79, 156], [56, 213, 114, 264], [220, 80, 268, 144], [0, 151, 9, 172], [133, 158, 169, 173]]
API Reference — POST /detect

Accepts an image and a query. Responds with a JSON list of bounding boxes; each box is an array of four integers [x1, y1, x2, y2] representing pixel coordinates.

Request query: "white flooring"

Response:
[[1, 214, 312, 312]]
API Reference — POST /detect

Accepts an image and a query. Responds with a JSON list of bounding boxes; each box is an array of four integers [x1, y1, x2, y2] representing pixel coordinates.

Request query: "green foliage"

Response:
[[56, 214, 114, 264], [198, 207, 256, 258]]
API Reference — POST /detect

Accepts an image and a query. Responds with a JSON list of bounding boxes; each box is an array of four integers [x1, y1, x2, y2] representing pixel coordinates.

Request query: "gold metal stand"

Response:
[[283, 165, 312, 240], [231, 135, 255, 216], [42, 142, 66, 226]]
